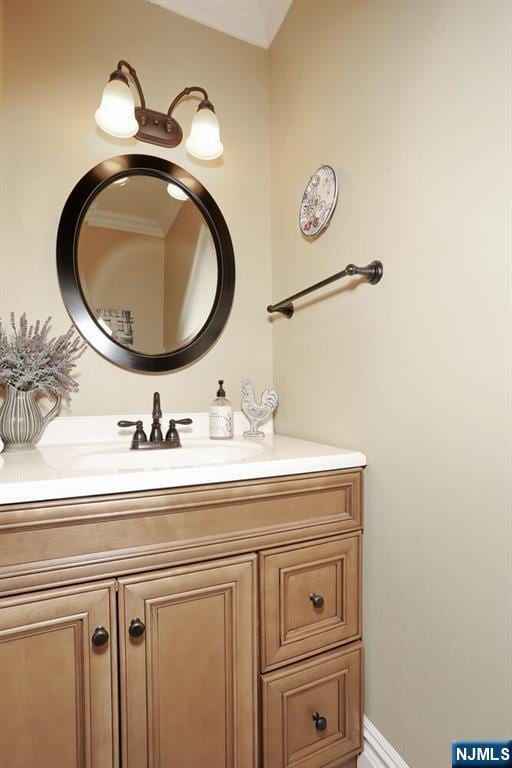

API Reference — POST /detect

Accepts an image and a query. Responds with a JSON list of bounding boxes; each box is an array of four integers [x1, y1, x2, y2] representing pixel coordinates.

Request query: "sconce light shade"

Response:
[[95, 79, 138, 139], [185, 107, 223, 161]]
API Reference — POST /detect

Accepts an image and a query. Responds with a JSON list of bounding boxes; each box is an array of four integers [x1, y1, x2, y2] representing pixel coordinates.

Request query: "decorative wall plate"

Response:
[[299, 165, 338, 237]]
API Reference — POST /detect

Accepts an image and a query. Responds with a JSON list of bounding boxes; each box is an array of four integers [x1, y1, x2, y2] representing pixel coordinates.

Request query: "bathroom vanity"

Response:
[[0, 418, 365, 768]]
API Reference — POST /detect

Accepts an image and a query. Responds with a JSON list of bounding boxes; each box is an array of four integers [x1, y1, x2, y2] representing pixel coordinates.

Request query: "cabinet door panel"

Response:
[[119, 555, 257, 768], [0, 582, 117, 768]]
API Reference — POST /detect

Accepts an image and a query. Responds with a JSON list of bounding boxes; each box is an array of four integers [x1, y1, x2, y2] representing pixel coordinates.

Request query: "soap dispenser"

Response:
[[209, 380, 233, 440]]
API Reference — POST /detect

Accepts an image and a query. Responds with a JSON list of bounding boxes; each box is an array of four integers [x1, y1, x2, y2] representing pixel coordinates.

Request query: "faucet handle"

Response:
[[165, 418, 193, 447], [117, 420, 148, 448]]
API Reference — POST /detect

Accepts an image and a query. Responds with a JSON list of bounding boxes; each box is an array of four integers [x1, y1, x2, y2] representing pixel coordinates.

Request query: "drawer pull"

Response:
[[129, 617, 146, 639], [312, 712, 327, 732], [309, 592, 325, 609], [91, 626, 109, 647]]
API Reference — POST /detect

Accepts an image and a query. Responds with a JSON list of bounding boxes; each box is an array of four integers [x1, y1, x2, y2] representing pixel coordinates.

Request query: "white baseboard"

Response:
[[358, 716, 411, 768]]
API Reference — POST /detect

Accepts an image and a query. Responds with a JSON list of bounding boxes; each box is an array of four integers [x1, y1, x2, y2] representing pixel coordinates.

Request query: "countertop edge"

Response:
[[0, 451, 366, 506]]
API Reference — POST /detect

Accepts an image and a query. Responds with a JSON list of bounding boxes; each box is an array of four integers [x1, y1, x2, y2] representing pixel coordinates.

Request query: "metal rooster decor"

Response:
[[241, 379, 279, 438]]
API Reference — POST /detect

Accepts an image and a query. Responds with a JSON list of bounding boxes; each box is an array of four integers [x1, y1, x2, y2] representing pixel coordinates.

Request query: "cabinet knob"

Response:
[[312, 712, 327, 732], [91, 626, 109, 647], [129, 617, 146, 639], [309, 592, 325, 609]]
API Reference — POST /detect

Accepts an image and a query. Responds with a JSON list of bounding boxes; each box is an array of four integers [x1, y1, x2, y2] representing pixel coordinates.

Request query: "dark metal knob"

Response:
[[312, 712, 327, 732], [129, 617, 146, 639], [92, 626, 109, 647], [309, 593, 325, 609]]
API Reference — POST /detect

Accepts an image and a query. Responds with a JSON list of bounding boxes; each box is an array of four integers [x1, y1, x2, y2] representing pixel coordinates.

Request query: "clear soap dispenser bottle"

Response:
[[209, 380, 233, 440]]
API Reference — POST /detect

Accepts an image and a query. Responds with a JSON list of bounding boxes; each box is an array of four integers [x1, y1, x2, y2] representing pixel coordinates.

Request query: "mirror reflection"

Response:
[[77, 175, 217, 355]]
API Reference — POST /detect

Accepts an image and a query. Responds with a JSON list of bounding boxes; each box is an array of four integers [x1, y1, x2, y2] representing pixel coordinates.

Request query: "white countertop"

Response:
[[0, 412, 366, 505]]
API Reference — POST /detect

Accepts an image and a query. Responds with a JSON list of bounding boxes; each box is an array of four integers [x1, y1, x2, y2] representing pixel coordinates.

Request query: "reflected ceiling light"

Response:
[[167, 183, 189, 201], [113, 177, 129, 186], [95, 60, 223, 160]]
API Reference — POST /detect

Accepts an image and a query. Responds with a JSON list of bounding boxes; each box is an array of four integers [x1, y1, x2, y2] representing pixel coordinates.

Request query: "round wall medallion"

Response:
[[299, 165, 338, 237]]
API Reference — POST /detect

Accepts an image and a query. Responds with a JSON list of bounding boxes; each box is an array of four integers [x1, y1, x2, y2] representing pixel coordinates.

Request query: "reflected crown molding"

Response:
[[86, 209, 164, 238]]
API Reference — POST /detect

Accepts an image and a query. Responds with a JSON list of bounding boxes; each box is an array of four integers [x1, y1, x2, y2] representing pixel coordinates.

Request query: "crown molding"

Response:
[[146, 0, 292, 49], [262, 0, 293, 45]]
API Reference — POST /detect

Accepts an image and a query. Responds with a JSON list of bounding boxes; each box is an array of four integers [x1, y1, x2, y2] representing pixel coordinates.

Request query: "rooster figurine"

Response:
[[241, 379, 279, 438]]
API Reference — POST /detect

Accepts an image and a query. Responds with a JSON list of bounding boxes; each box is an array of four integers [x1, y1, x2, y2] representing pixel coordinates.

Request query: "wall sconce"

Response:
[[95, 60, 223, 160]]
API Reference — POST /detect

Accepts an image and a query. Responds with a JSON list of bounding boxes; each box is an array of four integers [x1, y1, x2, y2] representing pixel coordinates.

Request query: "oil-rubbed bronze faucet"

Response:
[[118, 392, 192, 450]]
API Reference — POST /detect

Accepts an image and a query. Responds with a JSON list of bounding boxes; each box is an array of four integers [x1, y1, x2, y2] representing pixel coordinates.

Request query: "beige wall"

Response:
[[0, 0, 272, 415], [78, 225, 165, 352], [269, 1, 511, 765]]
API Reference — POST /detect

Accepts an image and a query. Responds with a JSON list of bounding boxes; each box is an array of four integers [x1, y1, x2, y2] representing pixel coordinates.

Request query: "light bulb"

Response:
[[95, 79, 138, 139], [167, 182, 189, 201], [185, 107, 223, 160]]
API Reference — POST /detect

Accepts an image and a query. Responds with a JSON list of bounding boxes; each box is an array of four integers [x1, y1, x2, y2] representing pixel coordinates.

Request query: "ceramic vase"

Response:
[[0, 384, 61, 449]]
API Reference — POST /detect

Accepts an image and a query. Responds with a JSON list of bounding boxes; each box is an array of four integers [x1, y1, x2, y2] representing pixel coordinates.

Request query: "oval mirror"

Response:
[[57, 155, 235, 372]]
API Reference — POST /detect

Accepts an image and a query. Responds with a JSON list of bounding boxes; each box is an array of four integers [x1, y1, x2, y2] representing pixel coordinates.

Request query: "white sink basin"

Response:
[[60, 439, 266, 472]]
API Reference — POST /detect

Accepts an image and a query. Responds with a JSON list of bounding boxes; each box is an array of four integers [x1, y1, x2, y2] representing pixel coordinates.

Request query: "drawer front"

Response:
[[260, 534, 361, 670], [262, 644, 362, 768]]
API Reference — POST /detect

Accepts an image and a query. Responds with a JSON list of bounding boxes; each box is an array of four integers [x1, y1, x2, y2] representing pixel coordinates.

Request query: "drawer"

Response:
[[260, 534, 361, 670], [262, 644, 362, 768]]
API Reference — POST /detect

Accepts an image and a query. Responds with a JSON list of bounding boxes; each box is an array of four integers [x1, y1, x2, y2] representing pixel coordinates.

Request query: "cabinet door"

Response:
[[119, 554, 257, 768], [0, 581, 117, 768]]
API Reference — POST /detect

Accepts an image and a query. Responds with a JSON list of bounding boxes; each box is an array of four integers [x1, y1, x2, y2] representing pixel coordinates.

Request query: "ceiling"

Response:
[[146, 0, 293, 48]]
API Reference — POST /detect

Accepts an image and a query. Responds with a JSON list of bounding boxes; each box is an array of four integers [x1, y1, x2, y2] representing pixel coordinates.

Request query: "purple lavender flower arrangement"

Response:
[[0, 313, 87, 401]]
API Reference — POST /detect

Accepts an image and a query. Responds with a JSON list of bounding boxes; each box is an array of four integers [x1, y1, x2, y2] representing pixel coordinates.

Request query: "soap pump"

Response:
[[209, 380, 234, 440]]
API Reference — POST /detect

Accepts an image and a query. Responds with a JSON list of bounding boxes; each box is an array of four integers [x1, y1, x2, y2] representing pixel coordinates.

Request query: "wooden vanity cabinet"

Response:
[[0, 468, 363, 768]]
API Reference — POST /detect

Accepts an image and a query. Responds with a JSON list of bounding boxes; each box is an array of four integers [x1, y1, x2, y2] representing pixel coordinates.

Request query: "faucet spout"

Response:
[[152, 392, 162, 420], [150, 391, 163, 442]]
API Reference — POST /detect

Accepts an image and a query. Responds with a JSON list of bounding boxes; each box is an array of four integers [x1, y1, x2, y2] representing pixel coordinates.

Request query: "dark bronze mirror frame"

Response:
[[57, 154, 235, 372]]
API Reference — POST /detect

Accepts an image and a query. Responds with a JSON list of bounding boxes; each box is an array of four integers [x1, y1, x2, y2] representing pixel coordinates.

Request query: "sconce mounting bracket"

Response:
[[134, 107, 183, 148]]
